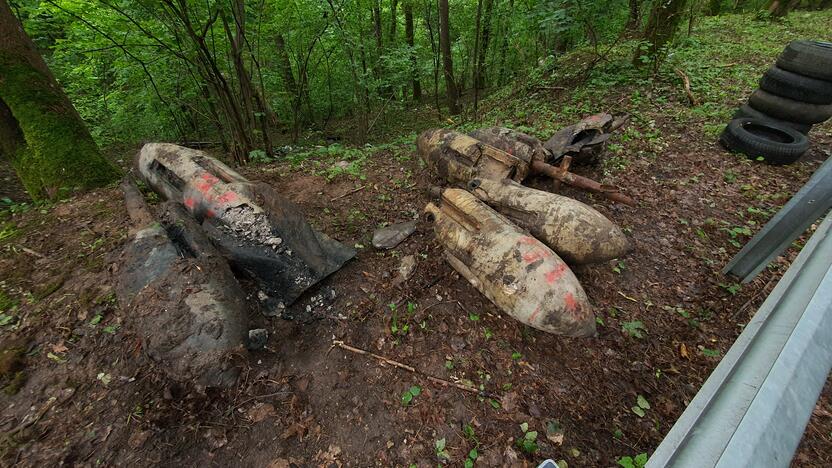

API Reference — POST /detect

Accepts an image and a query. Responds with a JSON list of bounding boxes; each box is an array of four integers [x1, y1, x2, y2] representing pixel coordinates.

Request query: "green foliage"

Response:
[[618, 453, 648, 468], [621, 320, 646, 339], [401, 385, 422, 406], [517, 422, 539, 454], [6, 0, 830, 189], [631, 394, 650, 417], [435, 437, 450, 462]]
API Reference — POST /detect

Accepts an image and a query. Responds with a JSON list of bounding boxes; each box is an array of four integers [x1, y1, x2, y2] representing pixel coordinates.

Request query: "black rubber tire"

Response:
[[759, 66, 832, 105], [719, 118, 809, 165], [748, 89, 832, 124], [776, 40, 832, 81], [734, 104, 812, 134]]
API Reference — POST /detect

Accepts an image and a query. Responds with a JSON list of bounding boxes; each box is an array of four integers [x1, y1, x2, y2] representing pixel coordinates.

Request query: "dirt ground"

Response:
[[1, 114, 831, 467]]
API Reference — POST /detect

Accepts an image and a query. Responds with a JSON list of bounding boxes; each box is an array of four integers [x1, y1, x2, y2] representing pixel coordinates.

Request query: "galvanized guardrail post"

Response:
[[648, 212, 832, 467], [723, 155, 832, 282]]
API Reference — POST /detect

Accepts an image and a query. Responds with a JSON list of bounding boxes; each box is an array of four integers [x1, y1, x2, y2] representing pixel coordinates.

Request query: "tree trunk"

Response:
[[497, 0, 513, 86], [627, 0, 641, 29], [373, 1, 383, 51], [633, 0, 689, 69], [276, 34, 307, 142], [404, 3, 421, 101], [706, 0, 722, 15], [0, 0, 120, 200], [425, 0, 442, 116], [768, 0, 800, 16], [438, 0, 458, 114], [389, 0, 398, 42], [476, 0, 493, 90], [472, 0, 483, 115]]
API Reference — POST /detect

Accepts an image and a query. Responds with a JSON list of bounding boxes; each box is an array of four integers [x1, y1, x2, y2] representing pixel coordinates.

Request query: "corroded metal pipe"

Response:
[[467, 178, 630, 264], [425, 189, 596, 337], [530, 160, 635, 206]]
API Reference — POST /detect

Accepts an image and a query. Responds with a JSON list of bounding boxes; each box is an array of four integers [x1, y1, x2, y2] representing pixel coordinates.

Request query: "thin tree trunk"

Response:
[[425, 0, 442, 117], [389, 0, 398, 41], [163, 1, 253, 163], [373, 1, 383, 51], [405, 3, 421, 101], [768, 0, 800, 16], [326, 0, 369, 142], [438, 0, 459, 114], [627, 0, 641, 29], [633, 0, 688, 70], [276, 34, 302, 141], [497, 0, 513, 86], [476, 0, 493, 89], [472, 0, 483, 116], [0, 0, 119, 199]]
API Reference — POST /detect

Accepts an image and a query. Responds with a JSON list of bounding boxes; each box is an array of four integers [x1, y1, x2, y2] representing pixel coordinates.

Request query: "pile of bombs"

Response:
[[417, 115, 635, 338]]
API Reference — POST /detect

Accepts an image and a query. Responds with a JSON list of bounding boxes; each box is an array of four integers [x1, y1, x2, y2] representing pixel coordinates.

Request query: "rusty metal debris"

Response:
[[137, 143, 355, 313], [372, 220, 418, 249], [116, 179, 247, 390], [417, 128, 635, 206], [467, 178, 630, 264], [424, 189, 596, 337], [543, 112, 629, 165]]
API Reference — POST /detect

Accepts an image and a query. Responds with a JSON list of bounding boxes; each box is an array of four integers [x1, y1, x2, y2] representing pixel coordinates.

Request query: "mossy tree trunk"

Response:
[[767, 0, 801, 17], [633, 0, 689, 70], [0, 0, 120, 200]]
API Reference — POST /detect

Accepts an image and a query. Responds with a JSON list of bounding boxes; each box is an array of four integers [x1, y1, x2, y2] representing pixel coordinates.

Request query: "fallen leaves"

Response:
[[247, 402, 276, 423], [281, 416, 314, 442], [679, 343, 690, 359]]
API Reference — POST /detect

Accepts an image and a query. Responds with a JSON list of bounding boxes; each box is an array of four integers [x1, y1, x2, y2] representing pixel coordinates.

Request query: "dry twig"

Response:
[[330, 185, 366, 202], [331, 340, 499, 399], [674, 67, 699, 107]]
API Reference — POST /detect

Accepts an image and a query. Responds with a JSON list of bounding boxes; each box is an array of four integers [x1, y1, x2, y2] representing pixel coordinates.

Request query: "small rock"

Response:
[[205, 428, 227, 450], [128, 430, 151, 449], [248, 329, 269, 350], [372, 220, 417, 249], [450, 336, 466, 351], [528, 402, 541, 417], [334, 160, 351, 169], [501, 391, 519, 412], [261, 301, 285, 318], [397, 255, 417, 281]]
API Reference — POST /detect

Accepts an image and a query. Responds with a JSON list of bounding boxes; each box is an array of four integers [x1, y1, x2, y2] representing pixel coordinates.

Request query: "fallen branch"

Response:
[[18, 246, 45, 258], [2, 389, 73, 439], [330, 185, 366, 202], [331, 340, 499, 399], [674, 67, 699, 107]]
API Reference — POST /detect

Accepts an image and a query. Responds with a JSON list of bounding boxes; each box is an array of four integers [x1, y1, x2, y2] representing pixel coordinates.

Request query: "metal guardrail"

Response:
[[723, 155, 832, 282], [647, 213, 832, 467]]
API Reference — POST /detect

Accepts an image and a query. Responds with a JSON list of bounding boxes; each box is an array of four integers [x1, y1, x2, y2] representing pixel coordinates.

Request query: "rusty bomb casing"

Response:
[[424, 189, 596, 337], [137, 143, 355, 311], [417, 128, 531, 184], [467, 178, 630, 264]]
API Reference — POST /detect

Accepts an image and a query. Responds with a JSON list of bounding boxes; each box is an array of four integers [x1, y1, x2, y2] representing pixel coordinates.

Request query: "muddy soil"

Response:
[[1, 119, 831, 467]]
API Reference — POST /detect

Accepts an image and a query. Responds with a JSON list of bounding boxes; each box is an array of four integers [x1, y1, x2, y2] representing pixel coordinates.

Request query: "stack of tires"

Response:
[[721, 40, 832, 165]]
